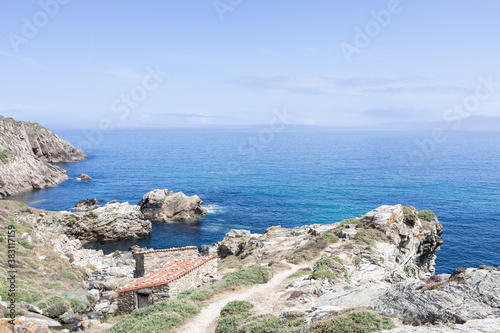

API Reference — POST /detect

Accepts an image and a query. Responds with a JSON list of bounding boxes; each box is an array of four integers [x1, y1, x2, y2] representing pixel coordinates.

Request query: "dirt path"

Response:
[[175, 263, 304, 333]]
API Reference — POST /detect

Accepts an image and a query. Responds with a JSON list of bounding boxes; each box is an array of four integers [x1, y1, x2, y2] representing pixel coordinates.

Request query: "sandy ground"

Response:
[[174, 263, 304, 333]]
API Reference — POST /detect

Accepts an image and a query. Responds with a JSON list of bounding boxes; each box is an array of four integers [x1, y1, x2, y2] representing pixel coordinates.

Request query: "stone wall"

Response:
[[168, 256, 218, 298], [134, 246, 199, 277], [117, 284, 171, 314]]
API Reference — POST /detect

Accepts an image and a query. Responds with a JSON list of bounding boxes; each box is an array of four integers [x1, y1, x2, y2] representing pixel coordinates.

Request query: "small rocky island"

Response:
[[0, 116, 87, 197]]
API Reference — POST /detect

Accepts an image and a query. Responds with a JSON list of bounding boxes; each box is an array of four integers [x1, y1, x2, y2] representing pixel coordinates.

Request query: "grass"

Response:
[[418, 210, 436, 221], [220, 300, 254, 317], [284, 230, 339, 264], [221, 264, 273, 287], [354, 229, 383, 246], [61, 272, 78, 280], [216, 312, 305, 333], [18, 237, 33, 249], [338, 218, 359, 229], [0, 202, 86, 320], [0, 151, 11, 164], [286, 268, 312, 279], [311, 258, 338, 280], [310, 311, 395, 333], [108, 299, 200, 333]]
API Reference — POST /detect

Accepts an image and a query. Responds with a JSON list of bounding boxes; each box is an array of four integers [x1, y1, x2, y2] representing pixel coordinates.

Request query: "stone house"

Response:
[[133, 246, 199, 278], [116, 247, 217, 313]]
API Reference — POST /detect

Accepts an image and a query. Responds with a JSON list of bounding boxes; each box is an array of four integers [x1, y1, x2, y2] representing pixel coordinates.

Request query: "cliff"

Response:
[[0, 115, 86, 197]]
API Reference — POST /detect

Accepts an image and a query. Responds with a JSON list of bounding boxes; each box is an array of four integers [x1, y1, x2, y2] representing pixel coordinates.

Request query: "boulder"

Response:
[[79, 173, 92, 181], [66, 202, 152, 241], [59, 309, 75, 324], [74, 198, 99, 211], [138, 189, 207, 222], [20, 301, 43, 315], [215, 229, 251, 258], [0, 317, 53, 332], [374, 268, 500, 325]]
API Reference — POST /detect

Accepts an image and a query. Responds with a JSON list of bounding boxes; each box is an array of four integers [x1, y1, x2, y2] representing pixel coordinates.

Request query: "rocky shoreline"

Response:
[[0, 116, 87, 198], [1, 201, 498, 332]]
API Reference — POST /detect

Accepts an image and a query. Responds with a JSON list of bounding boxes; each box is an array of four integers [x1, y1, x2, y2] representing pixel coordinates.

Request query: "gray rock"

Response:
[[74, 198, 99, 211], [66, 202, 151, 241], [0, 115, 86, 198], [138, 189, 207, 222], [93, 301, 110, 314], [108, 302, 119, 316], [215, 229, 251, 258], [87, 289, 100, 303], [338, 229, 357, 239], [373, 268, 500, 325], [78, 173, 92, 181], [20, 301, 43, 315], [59, 310, 75, 324]]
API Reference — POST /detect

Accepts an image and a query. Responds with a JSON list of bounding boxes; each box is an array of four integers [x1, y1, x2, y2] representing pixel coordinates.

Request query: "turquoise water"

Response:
[[9, 130, 500, 273]]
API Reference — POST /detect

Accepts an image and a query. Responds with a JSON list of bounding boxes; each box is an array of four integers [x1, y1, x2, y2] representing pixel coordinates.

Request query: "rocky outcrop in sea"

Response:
[[64, 201, 152, 241], [0, 116, 86, 197], [138, 189, 207, 222]]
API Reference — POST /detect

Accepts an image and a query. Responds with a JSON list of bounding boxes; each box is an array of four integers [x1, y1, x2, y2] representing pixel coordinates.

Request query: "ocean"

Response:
[[8, 129, 500, 274]]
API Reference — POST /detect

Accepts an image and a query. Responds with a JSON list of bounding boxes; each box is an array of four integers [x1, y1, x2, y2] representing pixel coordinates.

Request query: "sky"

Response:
[[1, 0, 500, 130]]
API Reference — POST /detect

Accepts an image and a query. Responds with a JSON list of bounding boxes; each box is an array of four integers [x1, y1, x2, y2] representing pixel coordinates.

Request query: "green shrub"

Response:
[[222, 265, 273, 287], [18, 238, 33, 249], [418, 210, 436, 221], [311, 311, 395, 333], [311, 258, 338, 280], [216, 313, 252, 333], [61, 272, 77, 280], [354, 229, 382, 246], [338, 218, 359, 228], [220, 301, 253, 317], [109, 299, 200, 333], [131, 312, 183, 333], [177, 287, 214, 302], [332, 256, 344, 265], [44, 301, 69, 318], [239, 314, 303, 333], [287, 270, 312, 279], [0, 151, 11, 164], [321, 231, 339, 244], [285, 231, 339, 264]]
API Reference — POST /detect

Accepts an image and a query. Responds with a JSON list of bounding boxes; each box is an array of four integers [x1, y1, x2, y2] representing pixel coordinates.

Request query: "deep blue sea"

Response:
[[8, 130, 500, 274]]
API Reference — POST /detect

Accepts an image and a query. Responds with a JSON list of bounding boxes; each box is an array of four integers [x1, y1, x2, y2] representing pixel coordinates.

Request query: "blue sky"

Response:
[[1, 0, 500, 130]]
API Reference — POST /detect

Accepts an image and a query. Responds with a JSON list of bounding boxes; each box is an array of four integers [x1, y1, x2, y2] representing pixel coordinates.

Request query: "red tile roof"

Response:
[[116, 254, 217, 293], [135, 246, 198, 255]]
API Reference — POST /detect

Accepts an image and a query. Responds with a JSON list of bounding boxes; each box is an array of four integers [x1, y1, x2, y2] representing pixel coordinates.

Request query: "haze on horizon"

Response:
[[1, 1, 500, 131]]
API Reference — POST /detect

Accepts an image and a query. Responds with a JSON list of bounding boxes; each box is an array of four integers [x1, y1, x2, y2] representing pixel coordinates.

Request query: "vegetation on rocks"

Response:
[[418, 210, 436, 221], [0, 201, 87, 317], [310, 310, 395, 333], [0, 151, 11, 164], [284, 230, 339, 264], [220, 300, 254, 317], [216, 306, 306, 333]]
